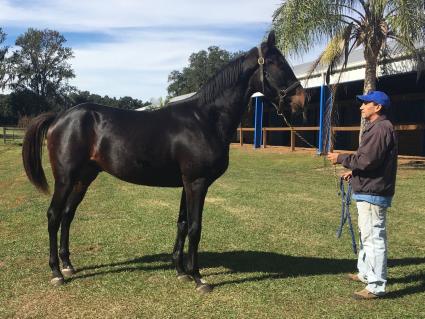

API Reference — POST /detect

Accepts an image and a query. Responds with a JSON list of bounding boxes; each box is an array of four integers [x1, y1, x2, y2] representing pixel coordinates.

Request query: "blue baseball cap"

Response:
[[356, 90, 391, 108]]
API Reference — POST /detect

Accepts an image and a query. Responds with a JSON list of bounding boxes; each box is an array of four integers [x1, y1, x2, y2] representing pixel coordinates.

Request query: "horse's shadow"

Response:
[[69, 251, 425, 298]]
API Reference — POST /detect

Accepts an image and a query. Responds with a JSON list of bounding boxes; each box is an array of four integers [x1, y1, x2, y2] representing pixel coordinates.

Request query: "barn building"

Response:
[[169, 47, 425, 156]]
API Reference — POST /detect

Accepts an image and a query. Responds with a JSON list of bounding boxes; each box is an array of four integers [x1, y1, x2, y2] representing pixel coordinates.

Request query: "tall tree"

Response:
[[273, 0, 425, 139], [167, 46, 244, 98], [7, 28, 75, 115]]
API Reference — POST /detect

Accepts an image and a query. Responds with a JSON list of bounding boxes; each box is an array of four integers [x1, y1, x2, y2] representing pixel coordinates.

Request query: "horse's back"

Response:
[[46, 102, 228, 187]]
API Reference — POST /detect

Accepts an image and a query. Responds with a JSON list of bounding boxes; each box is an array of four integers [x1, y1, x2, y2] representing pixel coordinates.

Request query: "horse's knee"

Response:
[[177, 220, 188, 233], [188, 222, 201, 239], [47, 207, 61, 230], [61, 205, 76, 224]]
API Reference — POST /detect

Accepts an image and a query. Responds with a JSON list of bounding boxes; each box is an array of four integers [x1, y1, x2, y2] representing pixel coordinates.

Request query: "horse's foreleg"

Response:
[[183, 177, 212, 293], [172, 189, 191, 281], [47, 181, 73, 286]]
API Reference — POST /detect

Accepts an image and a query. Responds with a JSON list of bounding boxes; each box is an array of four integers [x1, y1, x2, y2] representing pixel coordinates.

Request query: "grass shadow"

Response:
[[69, 251, 425, 298], [384, 271, 425, 299]]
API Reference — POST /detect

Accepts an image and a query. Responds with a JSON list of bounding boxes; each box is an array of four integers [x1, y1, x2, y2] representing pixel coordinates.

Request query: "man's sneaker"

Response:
[[353, 288, 380, 300], [346, 273, 362, 282]]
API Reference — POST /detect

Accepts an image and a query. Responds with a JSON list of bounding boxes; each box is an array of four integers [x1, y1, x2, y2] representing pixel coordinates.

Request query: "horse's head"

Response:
[[252, 31, 306, 114]]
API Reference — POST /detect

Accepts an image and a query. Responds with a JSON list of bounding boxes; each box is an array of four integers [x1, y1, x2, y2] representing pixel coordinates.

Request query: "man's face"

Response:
[[360, 101, 381, 121]]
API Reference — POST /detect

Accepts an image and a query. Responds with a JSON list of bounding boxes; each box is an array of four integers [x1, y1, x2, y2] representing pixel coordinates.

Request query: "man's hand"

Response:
[[326, 152, 339, 164], [341, 171, 352, 181]]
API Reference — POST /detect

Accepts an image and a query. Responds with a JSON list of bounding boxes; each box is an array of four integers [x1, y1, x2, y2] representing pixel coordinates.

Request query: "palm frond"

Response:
[[304, 23, 355, 84], [272, 0, 356, 56]]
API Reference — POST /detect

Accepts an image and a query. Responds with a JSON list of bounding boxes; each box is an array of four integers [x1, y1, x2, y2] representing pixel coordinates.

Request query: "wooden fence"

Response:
[[237, 124, 425, 151], [1, 127, 25, 144], [2, 124, 425, 152]]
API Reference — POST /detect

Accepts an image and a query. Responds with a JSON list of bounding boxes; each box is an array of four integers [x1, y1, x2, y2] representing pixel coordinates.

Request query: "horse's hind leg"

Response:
[[47, 180, 73, 286], [172, 189, 191, 281], [60, 165, 99, 277]]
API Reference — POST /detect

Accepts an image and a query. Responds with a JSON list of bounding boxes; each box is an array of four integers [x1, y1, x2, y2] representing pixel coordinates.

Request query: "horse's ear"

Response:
[[267, 30, 276, 47]]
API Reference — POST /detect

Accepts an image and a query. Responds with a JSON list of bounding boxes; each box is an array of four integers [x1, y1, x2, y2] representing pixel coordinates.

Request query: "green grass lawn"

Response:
[[1, 144, 425, 318]]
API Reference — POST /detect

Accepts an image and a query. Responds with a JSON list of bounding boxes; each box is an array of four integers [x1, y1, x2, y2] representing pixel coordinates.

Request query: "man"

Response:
[[327, 90, 398, 300]]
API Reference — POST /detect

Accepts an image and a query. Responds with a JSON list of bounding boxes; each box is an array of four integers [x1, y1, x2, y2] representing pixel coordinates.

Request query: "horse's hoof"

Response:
[[177, 274, 193, 282], [50, 277, 65, 286], [62, 267, 76, 277], [196, 283, 213, 294]]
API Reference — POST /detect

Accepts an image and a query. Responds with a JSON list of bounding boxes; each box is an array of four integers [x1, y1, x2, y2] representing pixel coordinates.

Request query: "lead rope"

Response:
[[256, 45, 341, 207], [255, 46, 356, 254], [256, 46, 315, 150], [271, 87, 352, 253], [336, 177, 357, 254], [270, 97, 341, 192], [270, 101, 317, 150]]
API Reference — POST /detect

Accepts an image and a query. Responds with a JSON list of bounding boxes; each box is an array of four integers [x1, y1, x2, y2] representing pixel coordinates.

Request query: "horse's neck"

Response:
[[204, 83, 254, 144], [199, 59, 257, 144]]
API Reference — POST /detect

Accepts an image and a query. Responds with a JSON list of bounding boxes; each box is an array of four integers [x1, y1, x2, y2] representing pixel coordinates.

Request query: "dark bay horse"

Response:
[[22, 31, 305, 293]]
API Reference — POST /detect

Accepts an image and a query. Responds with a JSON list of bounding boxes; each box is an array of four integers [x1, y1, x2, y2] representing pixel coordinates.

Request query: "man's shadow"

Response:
[[69, 251, 425, 298]]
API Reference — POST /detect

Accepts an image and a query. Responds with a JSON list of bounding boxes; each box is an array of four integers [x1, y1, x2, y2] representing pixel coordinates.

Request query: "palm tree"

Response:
[[272, 0, 425, 140]]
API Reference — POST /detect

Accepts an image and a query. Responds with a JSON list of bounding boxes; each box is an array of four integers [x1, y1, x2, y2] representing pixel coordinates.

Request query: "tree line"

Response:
[[0, 28, 154, 125], [0, 27, 243, 126]]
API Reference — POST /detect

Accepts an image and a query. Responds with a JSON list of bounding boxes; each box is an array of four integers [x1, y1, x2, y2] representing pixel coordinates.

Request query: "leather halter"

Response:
[[257, 46, 300, 99]]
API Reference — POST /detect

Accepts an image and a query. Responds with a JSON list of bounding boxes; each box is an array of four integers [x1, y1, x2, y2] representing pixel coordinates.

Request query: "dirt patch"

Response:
[[205, 197, 225, 204], [10, 290, 133, 319], [74, 243, 103, 254], [398, 160, 425, 169], [4, 194, 28, 209], [231, 144, 317, 155], [143, 199, 173, 208]]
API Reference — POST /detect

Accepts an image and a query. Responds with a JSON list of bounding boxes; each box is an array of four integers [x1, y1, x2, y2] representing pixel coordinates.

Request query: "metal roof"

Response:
[[168, 46, 420, 101], [168, 92, 196, 103], [294, 46, 418, 88]]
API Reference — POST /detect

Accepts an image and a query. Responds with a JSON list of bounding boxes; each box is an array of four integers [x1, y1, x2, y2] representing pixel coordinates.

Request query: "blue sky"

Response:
[[0, 0, 319, 101]]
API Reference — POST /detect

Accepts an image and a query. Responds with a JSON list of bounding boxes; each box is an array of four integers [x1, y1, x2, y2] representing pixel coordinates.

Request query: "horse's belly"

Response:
[[107, 164, 183, 187]]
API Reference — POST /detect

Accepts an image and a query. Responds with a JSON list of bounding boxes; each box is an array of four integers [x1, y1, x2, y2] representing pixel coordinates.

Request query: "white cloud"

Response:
[[0, 0, 279, 30], [0, 0, 281, 100]]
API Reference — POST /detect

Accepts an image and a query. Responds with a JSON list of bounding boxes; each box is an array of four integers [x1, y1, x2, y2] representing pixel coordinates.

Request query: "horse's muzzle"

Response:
[[289, 87, 306, 113]]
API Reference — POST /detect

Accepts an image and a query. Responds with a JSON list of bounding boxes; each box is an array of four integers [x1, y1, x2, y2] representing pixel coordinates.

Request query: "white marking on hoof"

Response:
[[177, 274, 193, 282], [50, 277, 64, 286], [196, 284, 213, 294], [62, 267, 75, 277]]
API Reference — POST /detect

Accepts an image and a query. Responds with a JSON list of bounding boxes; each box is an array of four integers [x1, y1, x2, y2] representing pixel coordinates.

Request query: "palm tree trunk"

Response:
[[359, 56, 378, 143]]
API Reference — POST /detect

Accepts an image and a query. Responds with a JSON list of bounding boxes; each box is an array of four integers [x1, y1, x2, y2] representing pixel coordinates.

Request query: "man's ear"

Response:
[[376, 104, 383, 113]]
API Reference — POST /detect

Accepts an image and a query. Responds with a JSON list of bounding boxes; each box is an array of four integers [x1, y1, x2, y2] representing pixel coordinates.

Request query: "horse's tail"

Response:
[[22, 112, 57, 194]]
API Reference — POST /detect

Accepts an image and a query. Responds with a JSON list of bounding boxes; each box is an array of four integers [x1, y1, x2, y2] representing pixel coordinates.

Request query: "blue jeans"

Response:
[[356, 201, 387, 295]]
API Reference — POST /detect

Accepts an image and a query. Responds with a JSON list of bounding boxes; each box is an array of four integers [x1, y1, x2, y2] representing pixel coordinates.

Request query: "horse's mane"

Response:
[[196, 54, 246, 105]]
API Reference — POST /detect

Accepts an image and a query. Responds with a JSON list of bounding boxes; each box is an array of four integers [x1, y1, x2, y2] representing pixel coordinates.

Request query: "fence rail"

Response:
[[2, 124, 425, 149], [1, 127, 26, 144], [238, 124, 425, 151]]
